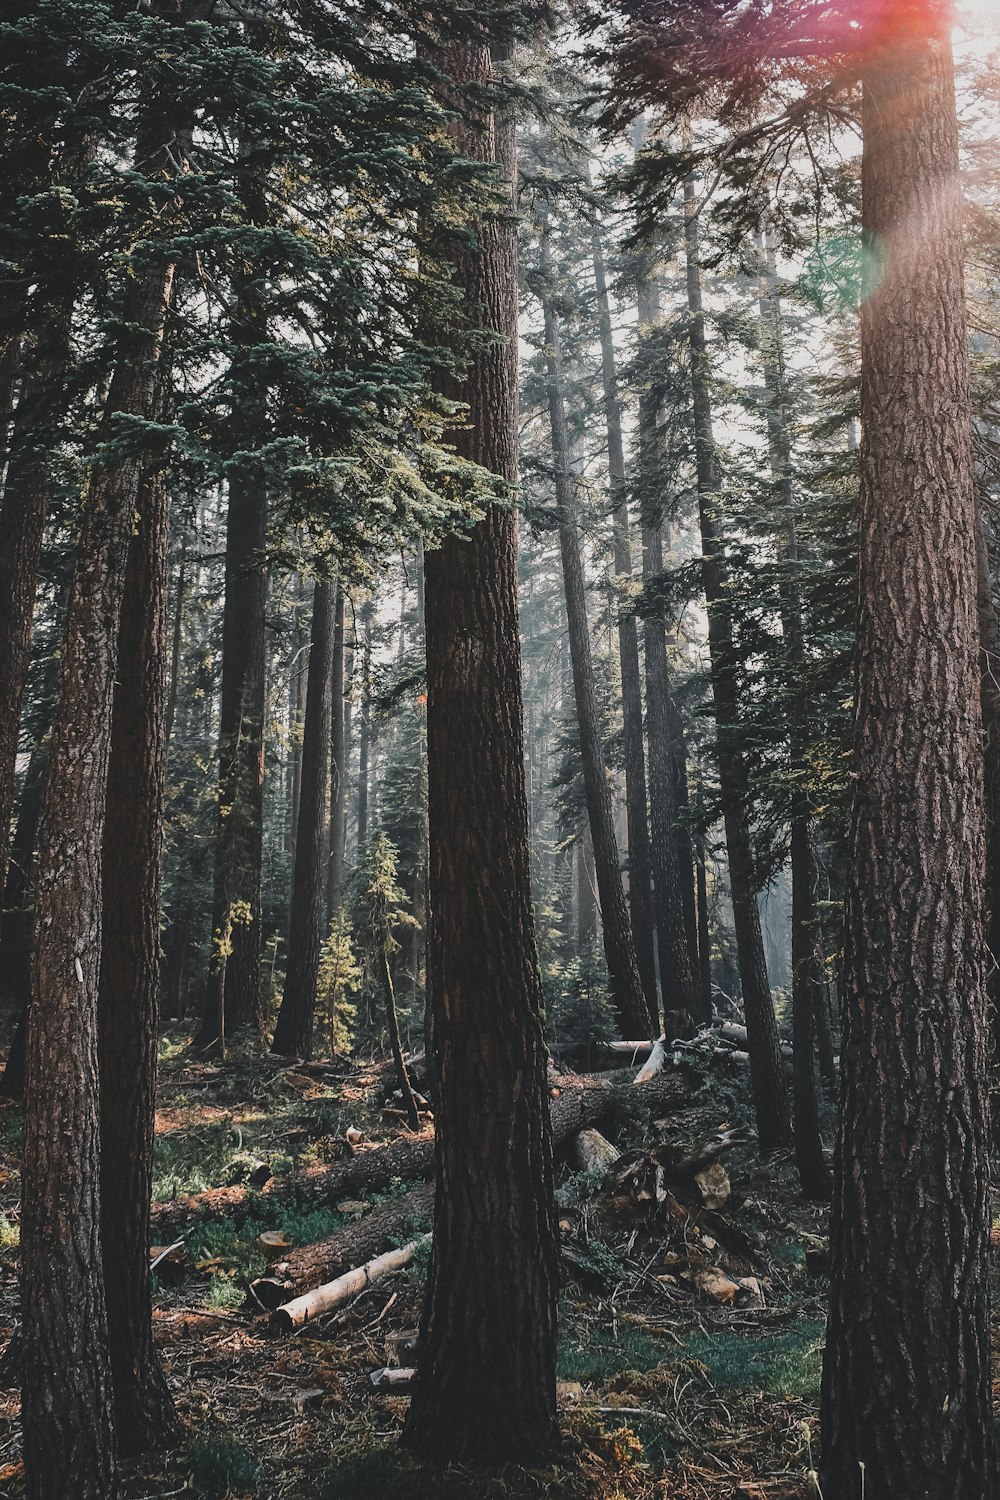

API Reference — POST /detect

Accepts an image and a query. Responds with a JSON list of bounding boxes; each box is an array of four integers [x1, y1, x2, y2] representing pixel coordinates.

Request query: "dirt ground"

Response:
[[0, 1033, 968, 1500]]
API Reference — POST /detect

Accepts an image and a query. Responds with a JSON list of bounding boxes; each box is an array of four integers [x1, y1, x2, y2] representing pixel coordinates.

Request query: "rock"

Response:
[[693, 1162, 731, 1210]]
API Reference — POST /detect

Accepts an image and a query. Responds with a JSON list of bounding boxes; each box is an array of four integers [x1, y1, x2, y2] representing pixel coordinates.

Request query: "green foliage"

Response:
[[319, 1449, 405, 1500], [557, 1314, 663, 1383], [188, 1430, 263, 1498], [541, 940, 620, 1053], [316, 910, 362, 1055]]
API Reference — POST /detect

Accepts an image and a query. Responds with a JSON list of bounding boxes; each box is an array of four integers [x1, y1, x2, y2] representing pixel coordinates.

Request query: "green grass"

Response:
[[685, 1319, 825, 1400], [188, 1430, 263, 1497], [557, 1317, 664, 1383]]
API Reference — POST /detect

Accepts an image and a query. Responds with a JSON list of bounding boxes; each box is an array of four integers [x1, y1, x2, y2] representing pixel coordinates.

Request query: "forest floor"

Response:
[[0, 1032, 987, 1500]]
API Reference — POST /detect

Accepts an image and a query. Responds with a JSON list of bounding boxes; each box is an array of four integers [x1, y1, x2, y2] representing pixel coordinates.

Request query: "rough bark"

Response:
[[22, 242, 176, 1500], [401, 42, 560, 1466], [542, 231, 652, 1040], [272, 579, 335, 1058], [99, 459, 176, 1454], [682, 179, 790, 1148], [975, 505, 1000, 1044], [592, 227, 658, 1017], [0, 305, 71, 889], [821, 22, 994, 1498]]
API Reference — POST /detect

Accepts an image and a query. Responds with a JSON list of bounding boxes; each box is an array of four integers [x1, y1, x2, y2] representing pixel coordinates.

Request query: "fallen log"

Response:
[[150, 1132, 435, 1239], [634, 1036, 667, 1084], [150, 1067, 695, 1237], [270, 1235, 430, 1333], [570, 1129, 620, 1174], [250, 1185, 434, 1310]]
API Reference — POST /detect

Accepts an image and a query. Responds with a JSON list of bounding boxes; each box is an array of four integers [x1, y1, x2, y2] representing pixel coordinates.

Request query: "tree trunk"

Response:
[[541, 230, 651, 1040], [682, 178, 790, 1148], [642, 524, 704, 1023], [975, 505, 1000, 1058], [380, 949, 420, 1132], [327, 582, 347, 917], [401, 40, 559, 1467], [98, 458, 176, 1454], [696, 828, 713, 1014], [755, 233, 829, 1199], [22, 244, 176, 1500], [0, 303, 71, 889], [356, 598, 374, 852], [577, 826, 598, 950], [591, 227, 658, 1018], [200, 152, 270, 1045], [821, 22, 994, 1498], [272, 579, 336, 1059]]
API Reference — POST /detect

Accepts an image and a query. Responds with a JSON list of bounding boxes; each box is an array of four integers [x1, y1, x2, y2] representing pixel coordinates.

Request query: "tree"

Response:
[[401, 33, 559, 1466], [98, 455, 176, 1454], [350, 831, 420, 1130], [21, 130, 180, 1500], [538, 221, 653, 1039], [822, 11, 994, 1494], [681, 179, 790, 1147], [272, 577, 336, 1059]]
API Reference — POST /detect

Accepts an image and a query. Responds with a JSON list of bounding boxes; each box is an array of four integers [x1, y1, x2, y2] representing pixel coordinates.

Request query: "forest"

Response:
[[0, 0, 998, 1496]]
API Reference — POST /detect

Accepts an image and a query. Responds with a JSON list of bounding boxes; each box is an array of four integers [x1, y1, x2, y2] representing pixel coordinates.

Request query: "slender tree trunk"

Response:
[[380, 949, 420, 1131], [696, 827, 712, 1013], [272, 578, 336, 1059], [641, 525, 702, 1031], [682, 178, 790, 1147], [164, 531, 186, 750], [541, 232, 651, 1040], [22, 219, 177, 1500], [357, 599, 374, 852], [755, 234, 829, 1198], [200, 143, 269, 1045], [822, 22, 994, 1497], [98, 457, 176, 1453], [402, 39, 558, 1466], [288, 576, 307, 859], [591, 228, 657, 1018], [327, 582, 346, 918], [578, 826, 598, 950]]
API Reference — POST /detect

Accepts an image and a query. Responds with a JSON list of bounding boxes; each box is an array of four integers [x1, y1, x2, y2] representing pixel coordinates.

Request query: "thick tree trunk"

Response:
[[98, 459, 176, 1454], [22, 255, 176, 1500], [401, 43, 559, 1466], [0, 305, 71, 889], [755, 235, 829, 1199], [975, 506, 1000, 1053], [821, 22, 994, 1498], [592, 229, 658, 1018], [272, 579, 336, 1059], [327, 583, 347, 917], [542, 234, 651, 1040], [682, 179, 790, 1148]]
